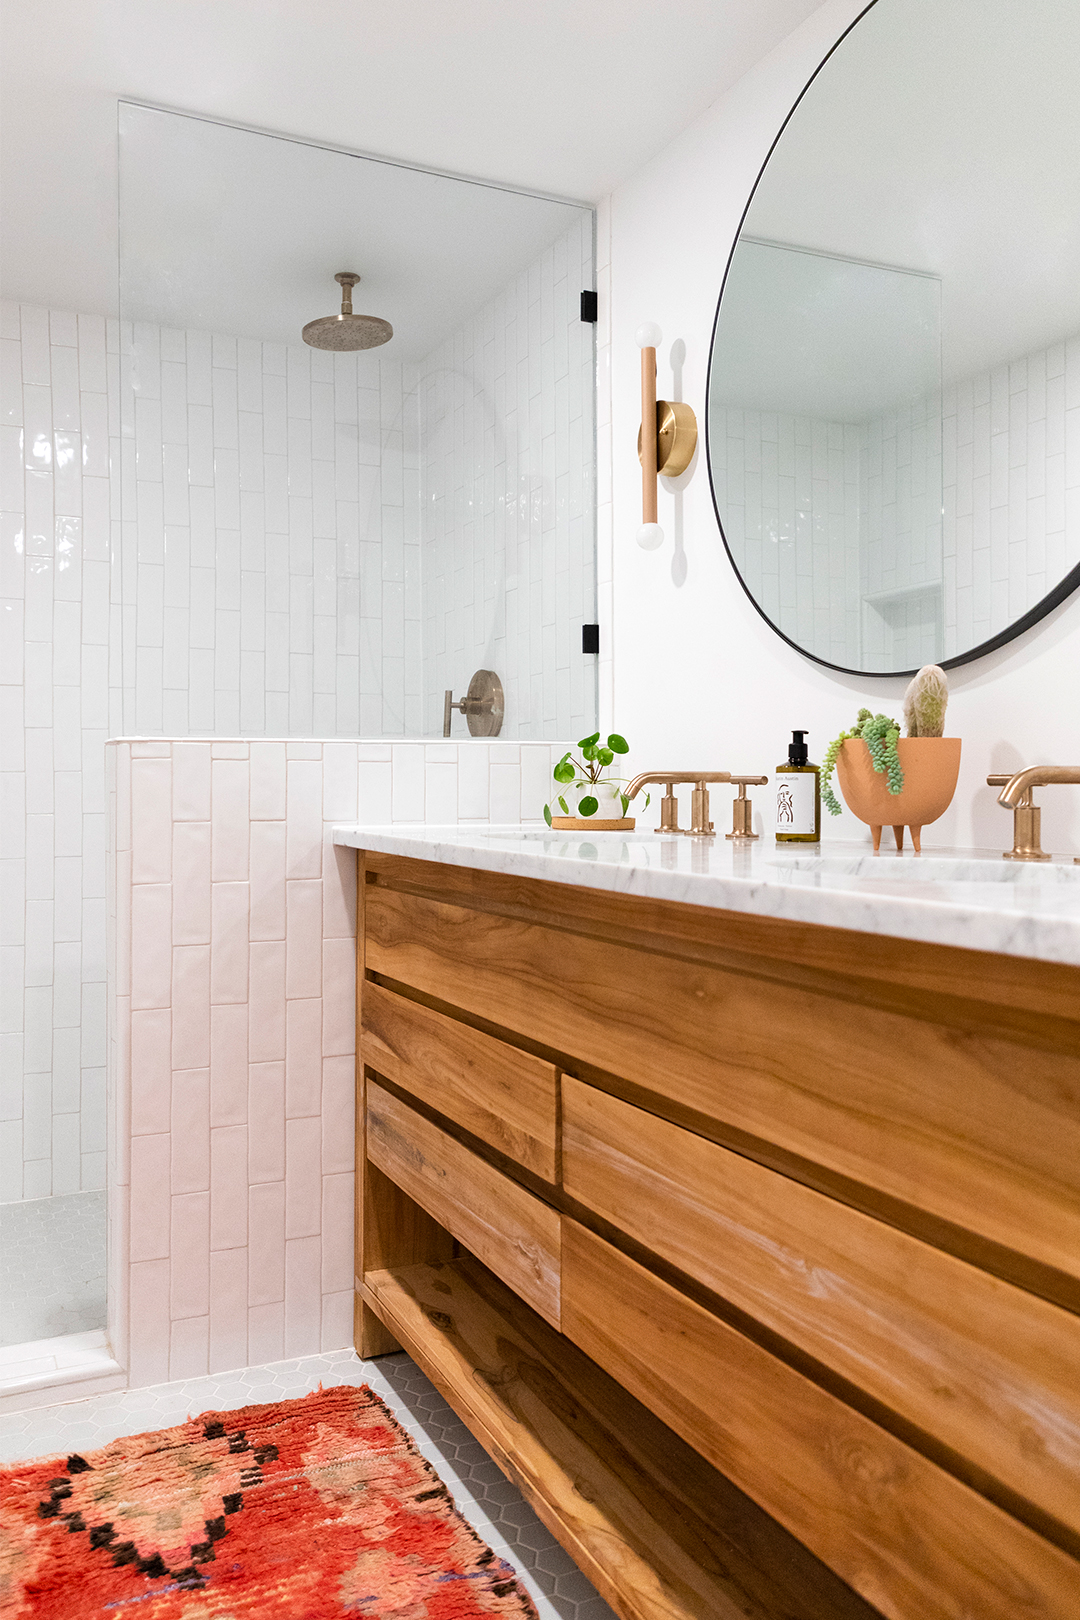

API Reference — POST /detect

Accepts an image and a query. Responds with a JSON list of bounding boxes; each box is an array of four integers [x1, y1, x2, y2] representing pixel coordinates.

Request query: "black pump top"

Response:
[[788, 730, 809, 765]]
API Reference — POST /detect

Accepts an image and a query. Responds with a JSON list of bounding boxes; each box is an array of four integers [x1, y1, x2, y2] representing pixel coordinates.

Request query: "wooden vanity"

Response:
[[352, 849, 1080, 1620]]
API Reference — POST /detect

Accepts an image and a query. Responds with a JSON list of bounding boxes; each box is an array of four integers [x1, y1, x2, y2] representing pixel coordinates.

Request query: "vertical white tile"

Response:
[[320, 1171, 354, 1293], [285, 1115, 322, 1238]]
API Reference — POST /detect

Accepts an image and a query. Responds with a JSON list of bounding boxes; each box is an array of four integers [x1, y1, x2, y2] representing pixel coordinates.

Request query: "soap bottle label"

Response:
[[775, 773, 817, 836]]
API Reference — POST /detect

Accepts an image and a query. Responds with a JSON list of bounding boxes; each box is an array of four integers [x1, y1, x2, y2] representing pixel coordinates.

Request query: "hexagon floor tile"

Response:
[[0, 1348, 618, 1620]]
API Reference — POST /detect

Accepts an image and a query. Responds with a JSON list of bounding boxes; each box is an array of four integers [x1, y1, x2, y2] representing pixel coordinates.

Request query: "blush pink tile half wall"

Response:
[[107, 736, 569, 1389]]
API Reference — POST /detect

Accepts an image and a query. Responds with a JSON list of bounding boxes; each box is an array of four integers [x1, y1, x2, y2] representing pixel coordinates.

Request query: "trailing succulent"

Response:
[[543, 732, 648, 825], [820, 665, 949, 818]]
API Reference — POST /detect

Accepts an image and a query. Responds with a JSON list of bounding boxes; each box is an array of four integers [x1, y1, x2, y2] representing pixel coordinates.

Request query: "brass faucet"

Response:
[[987, 767, 1080, 861], [624, 772, 733, 836]]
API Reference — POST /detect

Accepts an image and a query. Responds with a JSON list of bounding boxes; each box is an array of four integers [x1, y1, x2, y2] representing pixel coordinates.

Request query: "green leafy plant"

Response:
[[543, 732, 648, 826], [821, 709, 902, 817]]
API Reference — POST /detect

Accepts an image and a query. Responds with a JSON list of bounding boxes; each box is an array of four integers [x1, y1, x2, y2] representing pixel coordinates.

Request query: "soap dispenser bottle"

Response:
[[775, 730, 821, 842]]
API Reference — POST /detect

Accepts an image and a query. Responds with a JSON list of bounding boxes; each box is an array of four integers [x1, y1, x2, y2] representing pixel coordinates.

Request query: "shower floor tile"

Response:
[[0, 1347, 617, 1620], [0, 1190, 106, 1347]]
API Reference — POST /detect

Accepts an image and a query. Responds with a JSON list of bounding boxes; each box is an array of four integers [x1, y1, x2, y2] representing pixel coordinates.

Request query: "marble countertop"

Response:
[[331, 823, 1080, 966]]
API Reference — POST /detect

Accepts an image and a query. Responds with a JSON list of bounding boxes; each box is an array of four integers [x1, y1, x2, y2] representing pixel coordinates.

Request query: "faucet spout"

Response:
[[995, 766, 1080, 808]]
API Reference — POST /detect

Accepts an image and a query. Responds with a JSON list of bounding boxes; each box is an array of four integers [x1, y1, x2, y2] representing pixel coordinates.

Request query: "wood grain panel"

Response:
[[362, 979, 557, 1180], [365, 851, 1080, 1027], [363, 884, 1080, 1284], [561, 1221, 1080, 1620], [364, 1255, 881, 1620], [562, 1077, 1080, 1542], [365, 1080, 560, 1327]]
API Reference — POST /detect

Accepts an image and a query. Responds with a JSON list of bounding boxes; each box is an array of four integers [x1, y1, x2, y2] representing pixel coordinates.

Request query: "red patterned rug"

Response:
[[0, 1383, 538, 1617]]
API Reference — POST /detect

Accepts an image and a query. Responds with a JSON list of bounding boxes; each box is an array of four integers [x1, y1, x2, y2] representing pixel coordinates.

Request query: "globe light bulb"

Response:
[[636, 522, 664, 550], [635, 322, 662, 350]]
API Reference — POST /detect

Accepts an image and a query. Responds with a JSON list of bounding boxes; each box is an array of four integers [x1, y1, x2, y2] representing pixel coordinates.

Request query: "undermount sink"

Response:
[[770, 855, 1080, 885]]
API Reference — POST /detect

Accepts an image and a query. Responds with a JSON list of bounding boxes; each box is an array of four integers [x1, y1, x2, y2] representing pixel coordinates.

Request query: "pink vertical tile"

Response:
[[249, 822, 286, 939], [172, 742, 212, 821], [249, 741, 286, 820], [113, 744, 132, 854], [170, 1191, 210, 1318], [321, 1055, 355, 1176], [321, 938, 355, 1059], [322, 842, 357, 940], [285, 999, 321, 1118], [127, 1258, 171, 1387], [248, 940, 286, 1062], [171, 1067, 210, 1195], [129, 1007, 173, 1136], [114, 848, 133, 996], [322, 744, 359, 821], [320, 1291, 354, 1354], [285, 880, 322, 999], [211, 758, 249, 881], [209, 1248, 248, 1375], [320, 1172, 354, 1294], [210, 1124, 248, 1251], [286, 759, 323, 878], [284, 1235, 322, 1357], [285, 1116, 322, 1239], [169, 1314, 210, 1381], [248, 1060, 285, 1183], [247, 1301, 285, 1365], [171, 944, 210, 1070], [130, 885, 172, 1009], [210, 881, 249, 1003], [131, 758, 172, 884], [210, 1002, 248, 1127], [248, 1180, 286, 1306], [172, 821, 212, 945], [129, 1133, 171, 1262]]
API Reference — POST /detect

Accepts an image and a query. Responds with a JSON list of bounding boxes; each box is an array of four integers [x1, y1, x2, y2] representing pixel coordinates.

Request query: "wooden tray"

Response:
[[549, 816, 636, 831]]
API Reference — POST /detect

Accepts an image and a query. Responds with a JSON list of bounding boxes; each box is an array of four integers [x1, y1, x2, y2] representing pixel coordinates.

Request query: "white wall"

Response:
[[607, 0, 1080, 854]]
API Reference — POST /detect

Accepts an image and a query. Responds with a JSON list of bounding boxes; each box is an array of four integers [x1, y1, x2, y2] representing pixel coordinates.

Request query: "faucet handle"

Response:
[[726, 776, 769, 840], [987, 774, 1050, 860]]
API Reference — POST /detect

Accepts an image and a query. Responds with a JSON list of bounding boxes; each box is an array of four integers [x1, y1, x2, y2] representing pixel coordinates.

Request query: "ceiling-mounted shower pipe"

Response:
[[635, 323, 697, 549]]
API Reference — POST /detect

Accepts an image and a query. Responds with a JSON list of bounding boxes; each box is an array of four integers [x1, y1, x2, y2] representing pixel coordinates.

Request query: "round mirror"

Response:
[[706, 0, 1080, 675]]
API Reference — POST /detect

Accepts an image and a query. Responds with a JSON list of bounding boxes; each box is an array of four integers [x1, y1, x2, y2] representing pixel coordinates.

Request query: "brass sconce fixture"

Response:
[[636, 323, 697, 549]]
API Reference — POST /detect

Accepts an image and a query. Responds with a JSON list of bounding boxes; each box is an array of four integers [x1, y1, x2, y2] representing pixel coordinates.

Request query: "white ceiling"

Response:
[[119, 103, 589, 357], [0, 0, 823, 320]]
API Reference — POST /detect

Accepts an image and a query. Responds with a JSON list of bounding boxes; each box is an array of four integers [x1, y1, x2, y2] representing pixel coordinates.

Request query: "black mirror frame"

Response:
[[704, 0, 1080, 678]]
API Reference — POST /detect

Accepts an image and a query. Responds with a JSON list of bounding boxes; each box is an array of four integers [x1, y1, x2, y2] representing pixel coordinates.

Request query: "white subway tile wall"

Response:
[[421, 217, 597, 739], [1, 302, 115, 1205], [711, 330, 1080, 669], [107, 737, 570, 1383]]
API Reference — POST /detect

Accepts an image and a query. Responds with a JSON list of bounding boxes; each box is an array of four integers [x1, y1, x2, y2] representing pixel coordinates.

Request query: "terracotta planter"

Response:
[[835, 737, 961, 852]]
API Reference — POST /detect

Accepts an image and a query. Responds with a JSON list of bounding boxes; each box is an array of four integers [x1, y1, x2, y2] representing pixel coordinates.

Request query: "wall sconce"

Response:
[[636, 323, 697, 549]]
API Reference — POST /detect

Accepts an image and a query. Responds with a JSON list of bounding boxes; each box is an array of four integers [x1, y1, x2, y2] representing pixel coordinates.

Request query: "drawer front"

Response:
[[362, 980, 558, 1181], [363, 882, 1080, 1287], [365, 1080, 560, 1328], [562, 1077, 1080, 1539], [561, 1220, 1080, 1620]]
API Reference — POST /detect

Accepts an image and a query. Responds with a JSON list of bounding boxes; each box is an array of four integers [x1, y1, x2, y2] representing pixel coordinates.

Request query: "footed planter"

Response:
[[836, 737, 961, 852]]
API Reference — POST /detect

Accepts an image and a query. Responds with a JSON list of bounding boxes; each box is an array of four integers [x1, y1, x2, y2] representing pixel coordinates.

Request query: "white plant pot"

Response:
[[550, 782, 633, 829]]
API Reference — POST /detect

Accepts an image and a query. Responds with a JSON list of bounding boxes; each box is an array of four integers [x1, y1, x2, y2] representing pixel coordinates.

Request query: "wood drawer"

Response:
[[561, 1220, 1080, 1620], [562, 1077, 1080, 1541], [362, 979, 558, 1181], [365, 1080, 561, 1328], [363, 880, 1080, 1291]]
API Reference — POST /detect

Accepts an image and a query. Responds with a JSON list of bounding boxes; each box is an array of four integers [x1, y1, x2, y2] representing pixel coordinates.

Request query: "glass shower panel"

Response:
[[118, 103, 596, 739]]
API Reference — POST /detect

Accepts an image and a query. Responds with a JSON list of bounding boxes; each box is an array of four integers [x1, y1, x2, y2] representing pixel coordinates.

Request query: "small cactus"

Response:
[[903, 665, 949, 737]]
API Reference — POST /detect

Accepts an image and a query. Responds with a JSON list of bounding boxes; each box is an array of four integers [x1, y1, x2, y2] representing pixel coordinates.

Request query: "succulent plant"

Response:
[[821, 709, 903, 817], [903, 664, 949, 738]]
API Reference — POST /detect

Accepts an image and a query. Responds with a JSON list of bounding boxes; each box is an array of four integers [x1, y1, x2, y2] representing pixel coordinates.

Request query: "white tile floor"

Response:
[[0, 1191, 107, 1346], [0, 1347, 617, 1620]]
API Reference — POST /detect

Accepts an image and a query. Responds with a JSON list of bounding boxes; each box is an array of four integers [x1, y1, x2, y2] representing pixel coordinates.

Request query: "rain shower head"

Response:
[[302, 272, 393, 351]]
